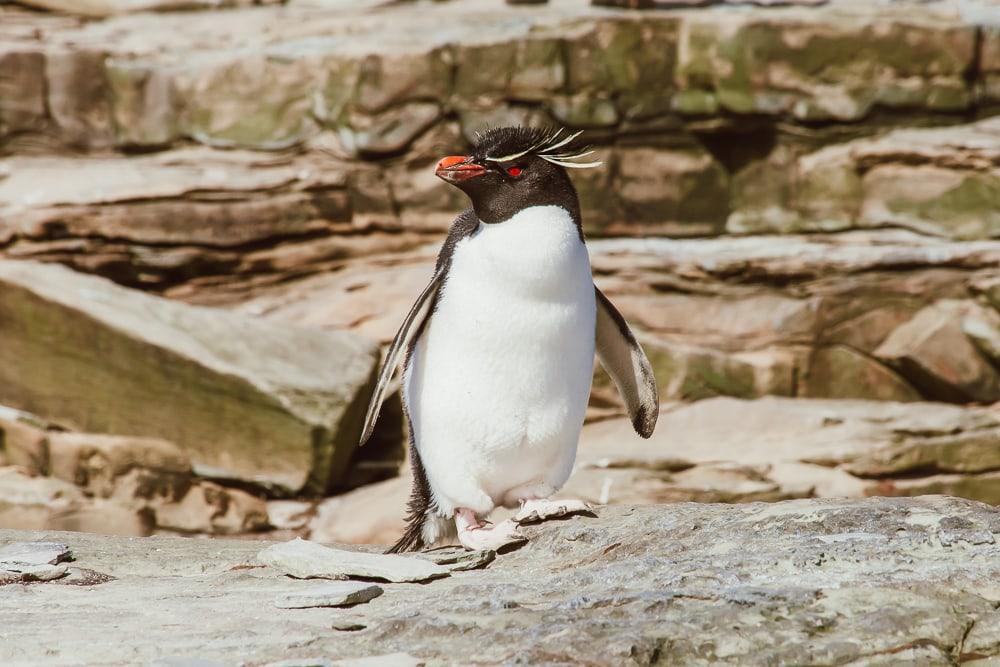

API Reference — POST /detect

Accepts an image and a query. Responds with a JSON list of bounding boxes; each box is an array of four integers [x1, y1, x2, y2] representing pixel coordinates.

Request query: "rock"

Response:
[[0, 540, 71, 566], [259, 538, 449, 583], [413, 547, 496, 572], [615, 145, 729, 236], [731, 117, 1000, 238], [0, 467, 85, 530], [333, 103, 441, 157], [331, 656, 423, 667], [0, 406, 50, 474], [0, 261, 379, 494], [0, 563, 68, 582], [308, 477, 407, 546], [267, 501, 315, 531], [875, 301, 1000, 403], [46, 501, 154, 537], [10, 0, 275, 17], [175, 54, 317, 150], [3, 497, 1000, 663], [581, 397, 1000, 477], [155, 482, 268, 535], [0, 148, 362, 290], [46, 432, 191, 500], [274, 581, 384, 609]]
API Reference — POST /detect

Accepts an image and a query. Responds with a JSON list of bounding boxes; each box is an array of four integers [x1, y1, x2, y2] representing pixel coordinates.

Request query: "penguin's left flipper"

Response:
[[358, 273, 442, 447], [595, 286, 659, 438]]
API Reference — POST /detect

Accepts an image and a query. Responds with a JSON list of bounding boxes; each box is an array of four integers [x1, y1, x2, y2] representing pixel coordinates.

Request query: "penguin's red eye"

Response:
[[506, 166, 522, 178]]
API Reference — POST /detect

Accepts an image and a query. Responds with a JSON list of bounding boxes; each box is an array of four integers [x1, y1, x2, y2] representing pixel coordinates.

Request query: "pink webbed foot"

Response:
[[455, 509, 527, 552], [514, 498, 594, 525]]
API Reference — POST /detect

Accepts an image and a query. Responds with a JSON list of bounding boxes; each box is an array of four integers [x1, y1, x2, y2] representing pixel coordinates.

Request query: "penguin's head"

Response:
[[434, 126, 601, 225]]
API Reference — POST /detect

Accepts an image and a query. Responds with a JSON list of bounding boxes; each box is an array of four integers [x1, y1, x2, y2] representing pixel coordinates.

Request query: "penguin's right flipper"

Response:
[[358, 273, 442, 447], [595, 286, 659, 439]]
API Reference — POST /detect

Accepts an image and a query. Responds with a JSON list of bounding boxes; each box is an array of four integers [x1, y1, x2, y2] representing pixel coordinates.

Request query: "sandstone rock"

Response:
[[869, 471, 1000, 506], [267, 500, 315, 531], [0, 48, 47, 136], [800, 344, 920, 402], [10, 0, 276, 17], [274, 581, 383, 609], [731, 118, 1000, 238], [0, 467, 84, 531], [578, 396, 1000, 481], [676, 11, 974, 121], [308, 477, 407, 546], [3, 497, 1000, 664], [0, 406, 50, 474], [155, 482, 268, 535], [46, 500, 154, 537], [47, 432, 191, 500], [334, 103, 441, 158], [615, 145, 729, 236], [0, 149, 359, 289], [0, 261, 378, 493], [258, 537, 449, 583], [875, 300, 1000, 403]]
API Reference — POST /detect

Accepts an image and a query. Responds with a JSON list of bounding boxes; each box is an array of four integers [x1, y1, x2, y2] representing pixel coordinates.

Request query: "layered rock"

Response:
[[0, 260, 378, 494], [1, 0, 998, 273], [0, 408, 273, 536], [230, 231, 1000, 406], [307, 396, 1000, 545], [4, 496, 1000, 664], [730, 117, 1000, 239]]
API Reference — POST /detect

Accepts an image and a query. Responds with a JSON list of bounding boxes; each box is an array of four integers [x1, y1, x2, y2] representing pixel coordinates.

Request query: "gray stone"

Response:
[[3, 497, 1000, 664], [0, 261, 378, 494], [413, 546, 495, 572], [274, 581, 383, 609], [0, 541, 71, 567], [258, 538, 449, 583]]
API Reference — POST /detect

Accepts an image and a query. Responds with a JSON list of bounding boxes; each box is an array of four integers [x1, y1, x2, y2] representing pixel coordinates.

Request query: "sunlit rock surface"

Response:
[[3, 496, 1000, 665]]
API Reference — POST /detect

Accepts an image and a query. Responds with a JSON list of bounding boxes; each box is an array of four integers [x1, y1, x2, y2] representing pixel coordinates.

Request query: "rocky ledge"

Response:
[[2, 496, 1000, 666]]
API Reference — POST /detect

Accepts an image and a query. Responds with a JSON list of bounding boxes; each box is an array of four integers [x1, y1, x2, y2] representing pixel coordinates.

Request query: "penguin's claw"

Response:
[[514, 499, 594, 525], [457, 518, 526, 552]]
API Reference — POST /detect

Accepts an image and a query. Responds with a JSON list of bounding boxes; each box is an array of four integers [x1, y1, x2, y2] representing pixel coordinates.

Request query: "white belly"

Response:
[[403, 205, 596, 516]]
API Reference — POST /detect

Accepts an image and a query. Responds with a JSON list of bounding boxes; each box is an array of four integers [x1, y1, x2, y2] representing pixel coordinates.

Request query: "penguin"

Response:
[[358, 126, 659, 553]]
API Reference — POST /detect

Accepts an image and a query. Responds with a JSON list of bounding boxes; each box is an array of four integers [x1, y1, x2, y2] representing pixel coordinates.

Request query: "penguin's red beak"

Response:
[[435, 156, 485, 184]]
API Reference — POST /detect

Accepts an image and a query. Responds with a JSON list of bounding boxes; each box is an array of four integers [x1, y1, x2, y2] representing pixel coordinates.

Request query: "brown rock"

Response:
[[0, 48, 47, 136], [801, 345, 920, 402], [46, 500, 154, 537], [0, 260, 379, 494], [46, 432, 191, 500], [154, 481, 268, 535], [0, 407, 50, 475], [308, 476, 407, 546], [0, 467, 84, 531], [875, 301, 1000, 403]]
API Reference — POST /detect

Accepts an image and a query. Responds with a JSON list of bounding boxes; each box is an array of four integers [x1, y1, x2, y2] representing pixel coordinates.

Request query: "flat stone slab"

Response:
[[2, 497, 1000, 664], [0, 541, 71, 566], [258, 538, 449, 583], [275, 581, 383, 609]]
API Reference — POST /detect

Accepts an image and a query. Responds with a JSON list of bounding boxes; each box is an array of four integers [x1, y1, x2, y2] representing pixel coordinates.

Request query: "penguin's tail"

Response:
[[386, 446, 451, 553]]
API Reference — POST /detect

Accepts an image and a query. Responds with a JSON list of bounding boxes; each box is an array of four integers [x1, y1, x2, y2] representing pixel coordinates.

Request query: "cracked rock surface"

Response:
[[2, 496, 1000, 666]]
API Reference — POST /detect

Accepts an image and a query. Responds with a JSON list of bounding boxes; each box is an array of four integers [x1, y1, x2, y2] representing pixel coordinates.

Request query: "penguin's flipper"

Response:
[[594, 286, 659, 438], [358, 273, 442, 446]]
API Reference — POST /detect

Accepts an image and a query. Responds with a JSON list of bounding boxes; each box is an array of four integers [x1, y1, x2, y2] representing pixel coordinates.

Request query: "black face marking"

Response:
[[449, 126, 585, 233]]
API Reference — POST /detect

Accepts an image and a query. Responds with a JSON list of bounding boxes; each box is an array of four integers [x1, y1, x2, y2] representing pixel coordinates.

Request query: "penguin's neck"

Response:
[[455, 205, 592, 298]]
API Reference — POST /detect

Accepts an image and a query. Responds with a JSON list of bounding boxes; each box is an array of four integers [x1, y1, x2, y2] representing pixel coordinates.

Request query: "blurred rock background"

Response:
[[2, 0, 1000, 544]]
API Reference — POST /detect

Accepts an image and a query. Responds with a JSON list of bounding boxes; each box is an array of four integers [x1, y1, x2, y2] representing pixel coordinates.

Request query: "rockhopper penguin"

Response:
[[359, 126, 659, 553]]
